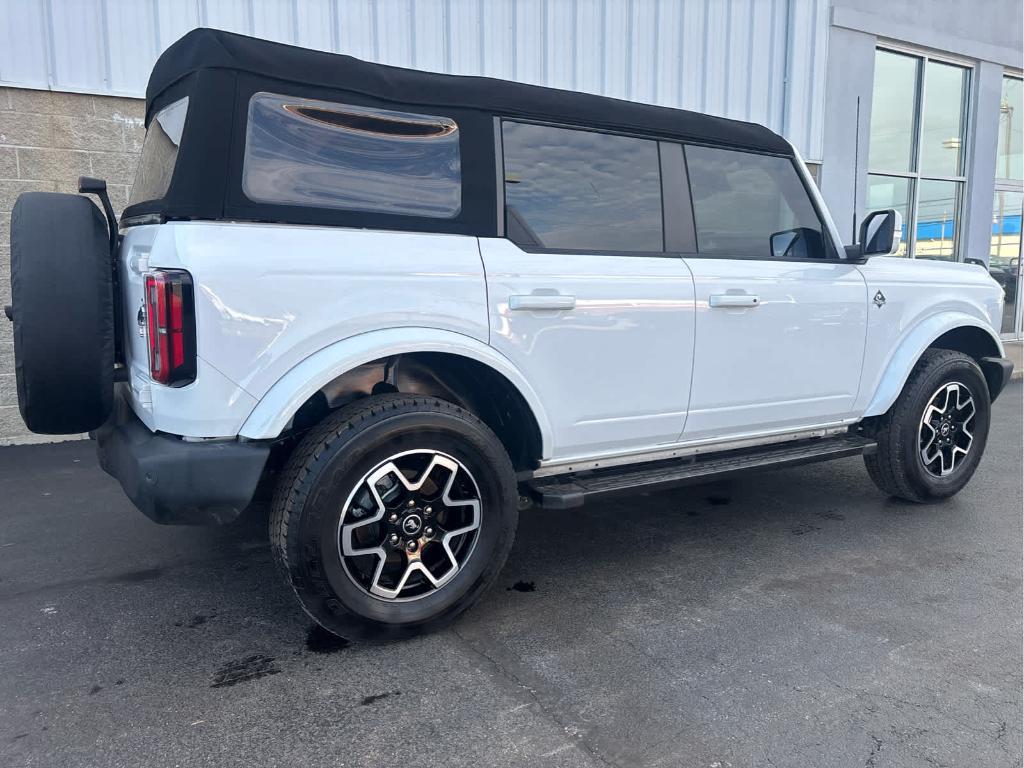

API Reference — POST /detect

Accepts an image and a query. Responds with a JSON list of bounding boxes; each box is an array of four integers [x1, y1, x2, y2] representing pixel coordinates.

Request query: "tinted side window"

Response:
[[502, 121, 663, 252], [243, 92, 461, 218], [685, 145, 829, 259]]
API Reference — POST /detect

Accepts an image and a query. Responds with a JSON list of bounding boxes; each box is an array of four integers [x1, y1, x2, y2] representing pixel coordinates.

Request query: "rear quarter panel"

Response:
[[121, 222, 489, 437]]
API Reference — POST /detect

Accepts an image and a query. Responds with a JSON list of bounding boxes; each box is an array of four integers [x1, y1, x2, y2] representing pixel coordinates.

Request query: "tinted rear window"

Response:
[[685, 145, 828, 259], [502, 121, 663, 252], [242, 93, 461, 218], [129, 97, 188, 206]]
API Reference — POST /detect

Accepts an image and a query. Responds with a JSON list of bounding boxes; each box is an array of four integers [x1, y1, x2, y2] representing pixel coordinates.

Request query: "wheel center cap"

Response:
[[401, 514, 423, 536], [939, 422, 951, 437]]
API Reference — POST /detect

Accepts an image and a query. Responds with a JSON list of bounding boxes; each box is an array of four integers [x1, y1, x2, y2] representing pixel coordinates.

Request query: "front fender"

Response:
[[237, 327, 553, 456], [862, 312, 1004, 417]]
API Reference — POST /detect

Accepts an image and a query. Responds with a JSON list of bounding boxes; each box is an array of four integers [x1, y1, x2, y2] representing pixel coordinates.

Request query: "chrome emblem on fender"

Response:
[[873, 290, 886, 308]]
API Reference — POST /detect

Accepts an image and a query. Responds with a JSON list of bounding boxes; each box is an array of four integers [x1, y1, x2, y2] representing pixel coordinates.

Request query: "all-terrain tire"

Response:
[[270, 394, 518, 642], [10, 192, 114, 434], [864, 349, 991, 503]]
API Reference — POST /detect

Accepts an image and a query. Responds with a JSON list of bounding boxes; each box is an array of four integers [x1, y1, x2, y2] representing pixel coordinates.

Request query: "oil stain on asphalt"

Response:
[[210, 655, 280, 688], [508, 581, 536, 592], [360, 690, 400, 706]]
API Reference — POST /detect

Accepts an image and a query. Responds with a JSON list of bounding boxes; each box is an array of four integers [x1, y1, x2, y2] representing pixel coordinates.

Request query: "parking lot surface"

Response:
[[1, 384, 1021, 768]]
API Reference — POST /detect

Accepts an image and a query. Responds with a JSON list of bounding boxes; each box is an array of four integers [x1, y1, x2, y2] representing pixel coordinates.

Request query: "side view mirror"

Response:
[[858, 208, 902, 257]]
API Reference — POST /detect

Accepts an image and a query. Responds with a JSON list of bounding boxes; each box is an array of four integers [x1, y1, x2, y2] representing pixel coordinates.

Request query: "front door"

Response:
[[678, 144, 868, 442], [482, 120, 696, 461]]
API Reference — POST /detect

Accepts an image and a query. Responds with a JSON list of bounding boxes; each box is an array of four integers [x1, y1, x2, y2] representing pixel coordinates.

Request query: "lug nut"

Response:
[[424, 527, 434, 538], [389, 533, 400, 545], [406, 540, 418, 553], [388, 513, 399, 523], [407, 499, 417, 508], [424, 506, 433, 516]]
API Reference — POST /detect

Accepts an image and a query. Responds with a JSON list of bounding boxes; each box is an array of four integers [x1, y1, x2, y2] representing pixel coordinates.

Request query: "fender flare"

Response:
[[237, 327, 554, 456], [862, 311, 1004, 417]]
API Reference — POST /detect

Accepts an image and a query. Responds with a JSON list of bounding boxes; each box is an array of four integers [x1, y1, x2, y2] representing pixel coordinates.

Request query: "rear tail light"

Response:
[[144, 270, 196, 387]]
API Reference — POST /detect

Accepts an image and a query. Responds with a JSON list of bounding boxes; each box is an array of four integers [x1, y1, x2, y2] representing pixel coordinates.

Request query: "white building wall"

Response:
[[0, 0, 831, 159]]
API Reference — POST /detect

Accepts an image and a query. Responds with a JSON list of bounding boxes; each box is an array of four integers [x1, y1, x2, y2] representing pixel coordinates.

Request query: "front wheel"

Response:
[[270, 394, 518, 642], [864, 349, 991, 503]]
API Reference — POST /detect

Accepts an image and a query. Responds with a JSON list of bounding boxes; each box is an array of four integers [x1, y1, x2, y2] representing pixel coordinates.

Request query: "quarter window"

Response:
[[685, 145, 829, 260], [129, 97, 188, 206], [242, 93, 461, 218], [501, 121, 663, 252]]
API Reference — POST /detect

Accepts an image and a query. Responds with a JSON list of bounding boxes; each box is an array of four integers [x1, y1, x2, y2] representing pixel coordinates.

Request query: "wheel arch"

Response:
[[238, 328, 552, 467], [863, 312, 1004, 417]]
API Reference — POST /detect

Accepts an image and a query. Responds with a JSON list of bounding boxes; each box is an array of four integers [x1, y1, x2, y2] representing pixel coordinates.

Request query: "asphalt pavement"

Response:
[[1, 385, 1021, 768]]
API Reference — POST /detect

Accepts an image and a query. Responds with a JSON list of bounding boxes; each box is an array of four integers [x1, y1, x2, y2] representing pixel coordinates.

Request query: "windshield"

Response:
[[128, 97, 188, 206]]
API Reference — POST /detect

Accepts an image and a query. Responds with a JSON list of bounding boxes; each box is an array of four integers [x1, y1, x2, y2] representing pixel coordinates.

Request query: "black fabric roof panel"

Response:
[[146, 28, 793, 156]]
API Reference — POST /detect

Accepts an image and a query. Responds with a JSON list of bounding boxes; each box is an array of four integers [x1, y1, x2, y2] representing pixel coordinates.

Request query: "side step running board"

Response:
[[528, 433, 877, 510]]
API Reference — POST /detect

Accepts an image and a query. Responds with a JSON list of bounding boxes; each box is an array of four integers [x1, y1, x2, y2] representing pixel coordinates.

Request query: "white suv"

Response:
[[8, 30, 1012, 640]]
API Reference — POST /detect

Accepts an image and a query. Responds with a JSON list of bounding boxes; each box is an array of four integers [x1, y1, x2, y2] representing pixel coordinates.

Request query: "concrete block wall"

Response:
[[0, 87, 145, 445]]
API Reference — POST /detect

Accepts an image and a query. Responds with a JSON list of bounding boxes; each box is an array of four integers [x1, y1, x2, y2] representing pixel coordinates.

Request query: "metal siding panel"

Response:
[[703, 0, 727, 117], [546, 0, 574, 91], [410, 0, 447, 73], [49, 0, 106, 91], [447, 0, 482, 75], [0, 0, 50, 89], [336, 0, 377, 62], [604, 0, 629, 100], [202, 0, 253, 35], [294, 0, 334, 52], [1, 0, 827, 158], [376, 0, 413, 68], [679, 0, 707, 113], [106, 0, 157, 95], [654, 0, 682, 108], [154, 0, 201, 52], [573, 0, 601, 96], [251, 0, 296, 44], [630, 0, 658, 106], [513, 0, 545, 87], [481, 0, 514, 79], [724, 0, 748, 120]]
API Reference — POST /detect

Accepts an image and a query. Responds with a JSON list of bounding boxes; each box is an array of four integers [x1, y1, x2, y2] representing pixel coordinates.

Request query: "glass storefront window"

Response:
[[990, 190, 1022, 335], [867, 174, 911, 256], [867, 48, 970, 260], [997, 77, 1023, 182], [919, 61, 967, 177], [869, 51, 919, 173], [915, 180, 960, 261]]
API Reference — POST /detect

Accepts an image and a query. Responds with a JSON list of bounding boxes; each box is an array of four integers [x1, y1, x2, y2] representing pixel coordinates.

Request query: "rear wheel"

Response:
[[864, 349, 991, 502], [270, 394, 518, 641]]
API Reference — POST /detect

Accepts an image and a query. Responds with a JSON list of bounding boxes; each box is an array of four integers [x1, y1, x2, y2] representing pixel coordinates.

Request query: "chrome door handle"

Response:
[[509, 294, 576, 311], [709, 294, 760, 308]]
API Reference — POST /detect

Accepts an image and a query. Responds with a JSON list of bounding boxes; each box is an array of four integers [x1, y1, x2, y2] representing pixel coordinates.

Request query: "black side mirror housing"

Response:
[[858, 208, 903, 258]]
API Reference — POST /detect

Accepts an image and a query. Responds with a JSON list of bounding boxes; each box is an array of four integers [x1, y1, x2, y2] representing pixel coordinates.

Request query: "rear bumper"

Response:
[[94, 396, 270, 525], [980, 356, 1014, 403]]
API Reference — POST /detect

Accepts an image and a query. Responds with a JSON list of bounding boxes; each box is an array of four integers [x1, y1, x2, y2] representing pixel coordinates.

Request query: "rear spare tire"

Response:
[[10, 192, 114, 434]]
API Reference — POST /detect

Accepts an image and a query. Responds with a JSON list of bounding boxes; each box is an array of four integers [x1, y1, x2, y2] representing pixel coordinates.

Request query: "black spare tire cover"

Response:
[[10, 192, 114, 434]]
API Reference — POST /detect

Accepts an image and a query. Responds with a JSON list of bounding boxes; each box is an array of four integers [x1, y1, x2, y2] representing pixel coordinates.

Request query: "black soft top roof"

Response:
[[147, 28, 792, 155]]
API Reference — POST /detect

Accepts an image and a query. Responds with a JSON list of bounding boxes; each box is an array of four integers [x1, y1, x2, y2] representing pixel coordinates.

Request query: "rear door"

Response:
[[479, 121, 696, 461], [678, 144, 868, 441]]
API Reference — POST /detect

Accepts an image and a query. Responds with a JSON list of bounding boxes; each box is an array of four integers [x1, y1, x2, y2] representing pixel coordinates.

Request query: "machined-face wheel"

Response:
[[338, 449, 482, 601], [918, 381, 976, 478]]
